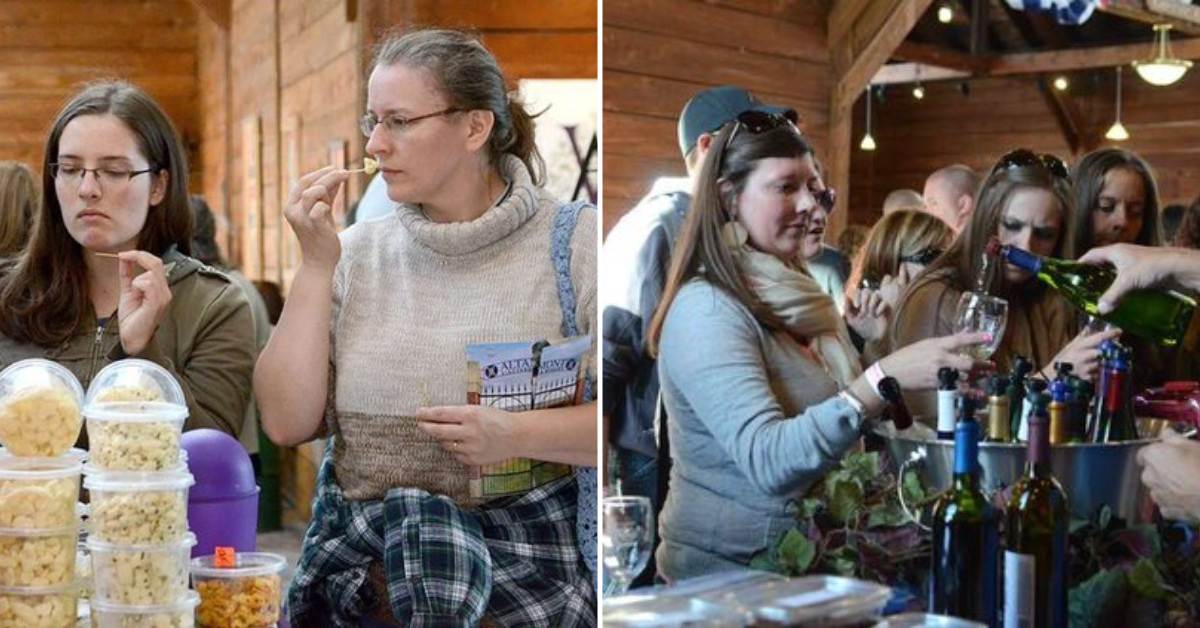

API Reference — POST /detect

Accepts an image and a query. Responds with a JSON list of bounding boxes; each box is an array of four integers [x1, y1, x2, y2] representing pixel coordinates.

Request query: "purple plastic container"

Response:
[[182, 429, 260, 557]]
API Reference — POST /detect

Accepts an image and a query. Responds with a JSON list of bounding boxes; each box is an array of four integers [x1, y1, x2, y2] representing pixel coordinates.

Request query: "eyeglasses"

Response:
[[359, 107, 462, 139], [996, 148, 1070, 180], [50, 163, 155, 188], [899, 246, 943, 265], [720, 111, 835, 212]]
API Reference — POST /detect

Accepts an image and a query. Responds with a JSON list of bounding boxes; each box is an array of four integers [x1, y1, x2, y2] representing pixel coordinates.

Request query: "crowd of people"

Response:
[[0, 28, 599, 627], [602, 84, 1200, 584]]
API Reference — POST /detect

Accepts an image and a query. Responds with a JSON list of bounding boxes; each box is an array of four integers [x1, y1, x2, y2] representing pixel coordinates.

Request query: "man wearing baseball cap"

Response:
[[602, 85, 794, 584]]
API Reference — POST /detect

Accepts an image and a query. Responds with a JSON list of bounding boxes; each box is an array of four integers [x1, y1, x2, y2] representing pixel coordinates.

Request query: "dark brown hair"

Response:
[[1175, 196, 1200, 249], [372, 28, 545, 185], [0, 162, 38, 257], [0, 81, 193, 347], [1067, 148, 1161, 258], [647, 120, 813, 356]]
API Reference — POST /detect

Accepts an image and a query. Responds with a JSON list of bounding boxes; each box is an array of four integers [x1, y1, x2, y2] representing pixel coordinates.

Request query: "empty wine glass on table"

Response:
[[953, 292, 1009, 360], [602, 495, 653, 597]]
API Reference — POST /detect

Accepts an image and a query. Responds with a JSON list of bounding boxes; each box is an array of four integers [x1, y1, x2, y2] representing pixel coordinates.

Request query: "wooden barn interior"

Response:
[[603, 0, 1200, 242]]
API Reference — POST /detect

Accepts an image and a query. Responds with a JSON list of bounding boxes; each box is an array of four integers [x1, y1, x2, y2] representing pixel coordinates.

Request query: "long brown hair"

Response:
[[1066, 148, 1161, 258], [0, 162, 38, 257], [846, 209, 952, 300], [0, 81, 193, 347], [647, 120, 813, 356], [372, 28, 545, 185], [891, 152, 1074, 347], [1176, 196, 1200, 249]]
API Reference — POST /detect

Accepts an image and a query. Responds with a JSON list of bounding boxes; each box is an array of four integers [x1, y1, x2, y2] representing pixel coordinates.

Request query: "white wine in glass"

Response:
[[954, 292, 1008, 360]]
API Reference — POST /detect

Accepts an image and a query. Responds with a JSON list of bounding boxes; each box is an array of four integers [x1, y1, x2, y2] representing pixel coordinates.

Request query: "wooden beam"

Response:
[[1098, 0, 1200, 36], [1146, 0, 1200, 26], [871, 62, 971, 84], [1037, 77, 1095, 156], [828, 0, 876, 48], [190, 0, 230, 30], [990, 37, 1200, 75], [893, 41, 990, 73], [834, 0, 935, 113], [970, 0, 988, 56]]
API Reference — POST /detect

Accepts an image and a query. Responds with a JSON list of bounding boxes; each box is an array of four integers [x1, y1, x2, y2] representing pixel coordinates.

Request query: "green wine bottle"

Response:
[[1004, 396, 1069, 628], [996, 243, 1199, 349], [930, 399, 999, 625]]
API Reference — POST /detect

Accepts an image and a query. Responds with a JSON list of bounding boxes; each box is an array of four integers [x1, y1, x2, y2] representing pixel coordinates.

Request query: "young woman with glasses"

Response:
[[256, 29, 597, 627], [644, 110, 991, 581], [0, 81, 256, 439], [889, 149, 1122, 419]]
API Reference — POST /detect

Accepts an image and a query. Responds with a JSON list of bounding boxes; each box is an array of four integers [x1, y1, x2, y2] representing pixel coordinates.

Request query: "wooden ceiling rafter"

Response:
[[1098, 0, 1200, 37], [189, 0, 230, 30]]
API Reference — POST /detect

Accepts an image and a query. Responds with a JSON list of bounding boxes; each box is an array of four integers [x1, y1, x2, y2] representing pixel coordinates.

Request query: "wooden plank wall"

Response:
[[602, 0, 832, 236], [847, 68, 1200, 228], [0, 1, 200, 185]]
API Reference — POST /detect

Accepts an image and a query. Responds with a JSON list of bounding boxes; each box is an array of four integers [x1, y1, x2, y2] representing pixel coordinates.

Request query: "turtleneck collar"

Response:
[[396, 154, 539, 256]]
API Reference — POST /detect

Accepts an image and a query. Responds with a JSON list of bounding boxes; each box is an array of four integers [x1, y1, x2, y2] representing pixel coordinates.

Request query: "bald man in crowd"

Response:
[[923, 164, 981, 233]]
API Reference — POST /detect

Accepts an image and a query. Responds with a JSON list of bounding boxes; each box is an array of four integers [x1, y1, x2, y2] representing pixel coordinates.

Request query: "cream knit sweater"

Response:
[[325, 156, 596, 504]]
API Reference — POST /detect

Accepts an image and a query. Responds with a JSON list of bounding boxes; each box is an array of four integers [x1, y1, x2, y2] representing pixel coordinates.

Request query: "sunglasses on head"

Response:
[[996, 148, 1070, 180], [719, 110, 835, 212], [899, 246, 942, 265]]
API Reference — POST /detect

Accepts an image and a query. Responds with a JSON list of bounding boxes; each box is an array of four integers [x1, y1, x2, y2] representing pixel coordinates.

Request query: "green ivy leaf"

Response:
[[1129, 559, 1170, 600], [1069, 568, 1128, 628], [778, 528, 816, 575], [827, 473, 864, 525], [901, 468, 926, 506], [843, 451, 879, 484], [749, 550, 784, 575], [826, 546, 858, 577], [799, 498, 823, 521], [867, 503, 909, 529]]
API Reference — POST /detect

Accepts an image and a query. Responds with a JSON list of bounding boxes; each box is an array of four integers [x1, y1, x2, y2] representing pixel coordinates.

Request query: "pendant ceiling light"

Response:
[[1133, 24, 1192, 87], [1105, 66, 1130, 142], [860, 87, 876, 151]]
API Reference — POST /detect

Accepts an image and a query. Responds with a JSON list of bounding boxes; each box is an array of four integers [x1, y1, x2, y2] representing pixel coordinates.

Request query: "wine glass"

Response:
[[953, 292, 1008, 360], [602, 495, 653, 597]]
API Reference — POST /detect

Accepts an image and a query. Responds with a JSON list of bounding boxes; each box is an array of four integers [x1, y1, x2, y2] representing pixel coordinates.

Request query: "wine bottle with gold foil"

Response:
[[986, 376, 1011, 443], [1004, 396, 1069, 628], [1048, 380, 1070, 445]]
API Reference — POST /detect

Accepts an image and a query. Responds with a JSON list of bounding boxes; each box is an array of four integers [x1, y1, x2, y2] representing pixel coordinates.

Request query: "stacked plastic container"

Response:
[[0, 359, 86, 627], [83, 360, 200, 626]]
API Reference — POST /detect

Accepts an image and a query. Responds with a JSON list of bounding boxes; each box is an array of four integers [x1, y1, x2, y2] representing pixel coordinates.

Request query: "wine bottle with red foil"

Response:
[[989, 241, 1199, 349], [930, 399, 999, 626], [1092, 344, 1139, 442], [1004, 397, 1069, 628]]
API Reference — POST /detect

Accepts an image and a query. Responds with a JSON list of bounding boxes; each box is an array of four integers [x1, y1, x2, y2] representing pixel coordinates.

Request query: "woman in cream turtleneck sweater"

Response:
[[256, 29, 597, 627]]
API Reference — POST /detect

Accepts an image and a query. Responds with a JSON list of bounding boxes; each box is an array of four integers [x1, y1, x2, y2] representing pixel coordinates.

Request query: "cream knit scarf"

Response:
[[727, 224, 862, 386]]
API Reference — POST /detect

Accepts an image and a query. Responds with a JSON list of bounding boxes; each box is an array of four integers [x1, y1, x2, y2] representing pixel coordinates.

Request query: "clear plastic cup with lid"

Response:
[[85, 470, 194, 544], [0, 525, 77, 587], [191, 552, 286, 627], [0, 457, 81, 530], [88, 532, 196, 606], [0, 359, 84, 458], [90, 589, 201, 627], [84, 360, 188, 471], [0, 581, 78, 627]]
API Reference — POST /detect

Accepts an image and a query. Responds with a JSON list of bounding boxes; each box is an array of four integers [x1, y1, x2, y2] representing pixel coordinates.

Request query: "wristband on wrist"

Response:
[[838, 389, 867, 417]]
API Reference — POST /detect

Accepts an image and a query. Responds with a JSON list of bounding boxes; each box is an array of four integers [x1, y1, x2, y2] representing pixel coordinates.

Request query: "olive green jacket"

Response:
[[0, 248, 256, 445]]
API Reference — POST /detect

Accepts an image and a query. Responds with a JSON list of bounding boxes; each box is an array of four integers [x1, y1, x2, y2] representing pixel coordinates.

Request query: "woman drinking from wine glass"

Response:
[[889, 149, 1120, 421], [646, 110, 991, 581]]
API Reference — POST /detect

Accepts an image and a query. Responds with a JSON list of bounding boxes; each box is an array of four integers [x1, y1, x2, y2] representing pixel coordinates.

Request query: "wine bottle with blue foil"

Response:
[[931, 398, 999, 626], [992, 241, 1200, 349], [1004, 397, 1069, 628]]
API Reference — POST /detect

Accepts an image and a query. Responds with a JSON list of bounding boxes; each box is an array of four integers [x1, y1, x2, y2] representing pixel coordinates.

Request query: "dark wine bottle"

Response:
[[877, 376, 913, 430], [986, 375, 1012, 443], [1007, 356, 1032, 442], [931, 399, 999, 626], [1093, 345, 1139, 443], [1066, 376, 1092, 443], [994, 242, 1200, 349], [1004, 396, 1069, 628], [937, 367, 960, 440]]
